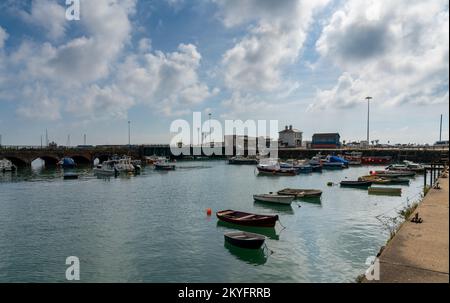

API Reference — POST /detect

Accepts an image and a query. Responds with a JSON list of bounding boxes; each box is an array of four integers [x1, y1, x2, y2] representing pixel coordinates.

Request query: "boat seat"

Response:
[[236, 214, 257, 220], [220, 211, 235, 216]]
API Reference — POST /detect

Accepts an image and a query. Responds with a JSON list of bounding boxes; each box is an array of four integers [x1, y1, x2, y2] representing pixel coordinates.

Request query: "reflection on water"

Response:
[[253, 200, 295, 215], [224, 242, 268, 266], [0, 161, 426, 282]]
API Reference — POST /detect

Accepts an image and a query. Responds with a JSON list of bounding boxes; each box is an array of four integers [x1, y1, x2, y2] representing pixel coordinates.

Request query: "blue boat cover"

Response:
[[328, 156, 349, 164]]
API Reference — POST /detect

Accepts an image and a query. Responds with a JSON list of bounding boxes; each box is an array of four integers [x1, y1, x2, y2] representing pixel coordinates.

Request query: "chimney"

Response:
[[289, 125, 293, 130], [285, 125, 288, 130]]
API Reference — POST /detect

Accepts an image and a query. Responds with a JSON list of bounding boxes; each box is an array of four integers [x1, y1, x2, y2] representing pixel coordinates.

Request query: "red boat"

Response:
[[216, 210, 279, 228], [361, 156, 392, 164]]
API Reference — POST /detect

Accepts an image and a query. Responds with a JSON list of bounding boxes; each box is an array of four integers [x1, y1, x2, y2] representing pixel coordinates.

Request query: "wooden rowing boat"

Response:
[[368, 187, 402, 196], [277, 188, 323, 198], [216, 210, 279, 228], [253, 194, 295, 205], [340, 180, 372, 188], [224, 232, 266, 249]]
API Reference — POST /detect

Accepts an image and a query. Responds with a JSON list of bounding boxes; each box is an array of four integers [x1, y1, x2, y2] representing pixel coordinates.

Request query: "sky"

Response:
[[0, 0, 448, 146]]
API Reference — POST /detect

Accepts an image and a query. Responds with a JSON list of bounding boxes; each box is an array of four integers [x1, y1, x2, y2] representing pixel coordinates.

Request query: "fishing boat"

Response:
[[340, 180, 373, 188], [0, 159, 16, 173], [224, 232, 266, 249], [368, 187, 402, 196], [110, 156, 135, 173], [403, 161, 425, 172], [253, 193, 295, 205], [58, 157, 76, 169], [373, 170, 416, 178], [257, 166, 297, 176], [93, 160, 118, 177], [228, 156, 259, 165], [131, 160, 142, 172], [344, 152, 362, 165], [323, 162, 346, 169], [145, 155, 167, 165], [310, 164, 323, 172], [325, 155, 349, 168], [256, 159, 297, 176], [359, 175, 410, 185], [155, 159, 176, 170], [216, 210, 279, 228], [295, 164, 313, 174], [277, 188, 323, 198]]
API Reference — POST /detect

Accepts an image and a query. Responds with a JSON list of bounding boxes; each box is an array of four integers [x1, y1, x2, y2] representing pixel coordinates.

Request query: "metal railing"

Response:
[[423, 163, 447, 189]]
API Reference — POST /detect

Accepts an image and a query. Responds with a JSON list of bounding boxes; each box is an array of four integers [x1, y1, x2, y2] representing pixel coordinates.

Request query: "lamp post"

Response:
[[365, 97, 372, 144], [128, 121, 131, 147]]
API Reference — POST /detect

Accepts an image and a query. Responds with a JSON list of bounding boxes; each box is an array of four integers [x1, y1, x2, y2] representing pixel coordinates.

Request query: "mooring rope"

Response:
[[263, 243, 274, 256], [278, 218, 287, 230]]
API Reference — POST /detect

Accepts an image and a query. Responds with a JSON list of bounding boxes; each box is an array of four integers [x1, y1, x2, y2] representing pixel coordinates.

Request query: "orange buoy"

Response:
[[206, 208, 212, 216]]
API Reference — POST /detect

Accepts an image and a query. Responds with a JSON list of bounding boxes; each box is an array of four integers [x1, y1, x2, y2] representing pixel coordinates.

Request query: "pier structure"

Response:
[[0, 144, 448, 167], [367, 172, 449, 283], [0, 145, 170, 167]]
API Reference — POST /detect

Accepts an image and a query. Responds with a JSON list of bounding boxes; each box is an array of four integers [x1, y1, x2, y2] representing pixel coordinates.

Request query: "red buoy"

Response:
[[206, 208, 212, 216]]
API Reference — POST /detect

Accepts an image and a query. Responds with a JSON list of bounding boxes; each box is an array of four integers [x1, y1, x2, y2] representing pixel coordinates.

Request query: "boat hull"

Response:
[[340, 181, 373, 188], [224, 232, 265, 249], [155, 164, 176, 170], [368, 187, 402, 196], [228, 159, 259, 165], [216, 210, 278, 228], [257, 167, 297, 176], [253, 194, 295, 205], [277, 188, 322, 198]]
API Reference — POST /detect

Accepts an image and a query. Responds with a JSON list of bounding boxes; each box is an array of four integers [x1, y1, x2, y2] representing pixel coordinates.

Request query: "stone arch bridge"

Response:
[[0, 145, 171, 167]]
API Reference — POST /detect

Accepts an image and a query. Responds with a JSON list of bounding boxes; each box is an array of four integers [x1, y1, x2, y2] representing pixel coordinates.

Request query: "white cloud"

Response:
[[138, 38, 152, 53], [20, 0, 67, 40], [310, 0, 449, 110], [0, 26, 8, 49], [16, 84, 61, 121], [1, 0, 214, 120], [217, 0, 329, 93], [67, 43, 217, 118]]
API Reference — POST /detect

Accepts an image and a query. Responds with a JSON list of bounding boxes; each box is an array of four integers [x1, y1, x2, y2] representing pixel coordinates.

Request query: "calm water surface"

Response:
[[0, 161, 424, 282]]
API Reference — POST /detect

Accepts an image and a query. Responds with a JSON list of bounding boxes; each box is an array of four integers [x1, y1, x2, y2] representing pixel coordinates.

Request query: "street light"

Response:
[[365, 97, 372, 144], [128, 121, 131, 147]]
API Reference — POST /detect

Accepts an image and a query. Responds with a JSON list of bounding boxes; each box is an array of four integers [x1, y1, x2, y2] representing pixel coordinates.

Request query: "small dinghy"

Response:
[[340, 180, 372, 188], [216, 210, 279, 228], [154, 161, 176, 170], [373, 170, 416, 178], [224, 232, 266, 249], [253, 193, 295, 205], [368, 187, 402, 196], [277, 188, 323, 198]]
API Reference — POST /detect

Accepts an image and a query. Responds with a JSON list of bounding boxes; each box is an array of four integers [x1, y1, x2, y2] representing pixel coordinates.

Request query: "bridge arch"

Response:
[[34, 155, 59, 167], [3, 156, 29, 167], [70, 155, 92, 165]]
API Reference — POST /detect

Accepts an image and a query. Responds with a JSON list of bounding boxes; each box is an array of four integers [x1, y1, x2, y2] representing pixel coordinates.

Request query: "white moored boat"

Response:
[[93, 160, 117, 176], [1, 159, 16, 173], [113, 156, 135, 173], [253, 193, 295, 205]]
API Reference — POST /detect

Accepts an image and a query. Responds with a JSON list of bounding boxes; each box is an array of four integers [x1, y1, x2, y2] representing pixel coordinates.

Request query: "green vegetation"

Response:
[[423, 185, 431, 196]]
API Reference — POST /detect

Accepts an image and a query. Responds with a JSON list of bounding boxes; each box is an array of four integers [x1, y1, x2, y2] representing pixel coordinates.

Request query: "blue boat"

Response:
[[59, 157, 76, 169], [322, 155, 348, 169], [294, 164, 313, 174]]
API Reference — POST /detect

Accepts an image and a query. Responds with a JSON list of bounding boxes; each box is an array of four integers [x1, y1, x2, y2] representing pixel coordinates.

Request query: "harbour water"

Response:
[[0, 161, 425, 282]]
